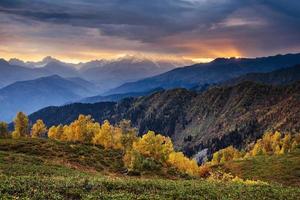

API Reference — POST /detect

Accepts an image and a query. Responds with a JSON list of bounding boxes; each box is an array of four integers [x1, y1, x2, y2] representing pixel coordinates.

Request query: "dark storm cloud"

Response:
[[0, 0, 300, 58], [0, 0, 243, 40]]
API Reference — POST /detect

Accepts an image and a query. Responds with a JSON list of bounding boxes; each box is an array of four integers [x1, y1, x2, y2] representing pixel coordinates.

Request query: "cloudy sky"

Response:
[[0, 0, 300, 63]]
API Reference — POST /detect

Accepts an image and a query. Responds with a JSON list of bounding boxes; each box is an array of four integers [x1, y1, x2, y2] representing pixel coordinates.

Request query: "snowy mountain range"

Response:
[[4, 55, 193, 92]]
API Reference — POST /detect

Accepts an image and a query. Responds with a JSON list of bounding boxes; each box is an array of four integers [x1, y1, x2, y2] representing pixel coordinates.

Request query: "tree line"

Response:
[[2, 112, 298, 175], [209, 131, 300, 165], [0, 112, 209, 177]]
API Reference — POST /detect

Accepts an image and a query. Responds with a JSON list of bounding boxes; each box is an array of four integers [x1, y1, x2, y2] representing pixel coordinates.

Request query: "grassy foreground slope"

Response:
[[0, 138, 125, 175], [220, 147, 300, 187], [0, 139, 299, 200]]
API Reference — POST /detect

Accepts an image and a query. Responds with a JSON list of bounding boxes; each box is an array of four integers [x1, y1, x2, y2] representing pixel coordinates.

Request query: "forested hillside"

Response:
[[29, 81, 300, 158]]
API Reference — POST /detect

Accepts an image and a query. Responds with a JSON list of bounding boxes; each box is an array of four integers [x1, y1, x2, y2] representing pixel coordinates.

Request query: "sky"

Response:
[[0, 0, 300, 63]]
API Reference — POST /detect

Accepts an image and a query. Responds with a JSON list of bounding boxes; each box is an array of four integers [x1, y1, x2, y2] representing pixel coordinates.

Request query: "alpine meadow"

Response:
[[0, 1, 300, 199]]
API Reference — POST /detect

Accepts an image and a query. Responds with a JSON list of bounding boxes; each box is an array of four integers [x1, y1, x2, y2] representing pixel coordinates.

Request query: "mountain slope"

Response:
[[66, 77, 99, 94], [29, 81, 300, 159], [0, 75, 96, 121], [78, 88, 164, 104], [222, 64, 300, 86], [106, 53, 300, 95]]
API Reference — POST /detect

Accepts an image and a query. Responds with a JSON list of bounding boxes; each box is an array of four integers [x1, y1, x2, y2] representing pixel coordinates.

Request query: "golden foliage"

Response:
[[48, 125, 64, 140], [12, 112, 29, 139], [92, 120, 123, 150], [211, 146, 241, 165], [133, 131, 174, 164], [63, 115, 100, 143], [167, 152, 199, 176], [251, 140, 264, 156], [209, 131, 300, 165], [250, 131, 298, 156], [123, 131, 174, 172], [208, 170, 269, 185], [11, 113, 207, 177], [47, 116, 135, 151], [124, 130, 206, 177], [31, 119, 47, 138], [0, 121, 8, 138]]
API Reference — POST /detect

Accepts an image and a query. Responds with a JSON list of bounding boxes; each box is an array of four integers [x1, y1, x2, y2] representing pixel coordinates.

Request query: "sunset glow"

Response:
[[0, 1, 299, 62]]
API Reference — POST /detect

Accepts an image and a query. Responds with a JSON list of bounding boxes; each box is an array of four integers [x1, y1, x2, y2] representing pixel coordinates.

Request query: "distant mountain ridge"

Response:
[[1, 55, 191, 92], [0, 75, 97, 122], [222, 64, 300, 86], [0, 59, 48, 88], [106, 53, 300, 95], [78, 55, 192, 91], [78, 88, 164, 104], [2, 53, 300, 125], [8, 56, 66, 68]]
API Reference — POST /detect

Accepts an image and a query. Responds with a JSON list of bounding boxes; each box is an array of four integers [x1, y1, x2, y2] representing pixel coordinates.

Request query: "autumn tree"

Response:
[[118, 120, 137, 150], [251, 140, 264, 156], [260, 131, 283, 155], [0, 122, 8, 138], [65, 115, 100, 143], [291, 134, 300, 150], [261, 132, 274, 154], [210, 131, 300, 165], [210, 146, 241, 164], [167, 152, 199, 176], [48, 125, 64, 140], [280, 133, 292, 154], [123, 149, 145, 172], [124, 131, 174, 172], [31, 119, 47, 138], [211, 151, 220, 165], [249, 131, 299, 156], [93, 120, 122, 149], [12, 112, 29, 139], [133, 131, 174, 164]]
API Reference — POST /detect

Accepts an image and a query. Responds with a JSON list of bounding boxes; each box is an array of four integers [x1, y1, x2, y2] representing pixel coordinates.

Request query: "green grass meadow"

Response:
[[0, 138, 299, 199]]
